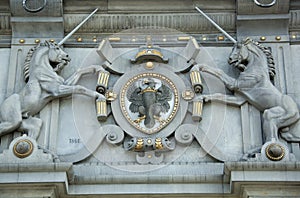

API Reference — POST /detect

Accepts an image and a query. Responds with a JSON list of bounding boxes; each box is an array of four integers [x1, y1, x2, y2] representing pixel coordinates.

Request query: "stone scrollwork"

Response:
[[175, 124, 195, 145], [104, 125, 125, 145]]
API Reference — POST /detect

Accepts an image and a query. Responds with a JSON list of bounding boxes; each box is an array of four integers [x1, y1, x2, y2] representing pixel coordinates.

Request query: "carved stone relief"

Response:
[[0, 33, 300, 166], [54, 35, 300, 164], [2, 1, 300, 197]]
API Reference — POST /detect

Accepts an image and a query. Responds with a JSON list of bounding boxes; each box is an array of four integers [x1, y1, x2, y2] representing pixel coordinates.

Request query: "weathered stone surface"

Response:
[[0, 0, 300, 197]]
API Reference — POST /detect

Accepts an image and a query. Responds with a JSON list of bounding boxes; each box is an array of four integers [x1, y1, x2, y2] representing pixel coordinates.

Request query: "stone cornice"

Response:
[[64, 13, 236, 34], [225, 161, 300, 173], [63, 0, 235, 14], [0, 163, 72, 173], [1, 11, 300, 35], [1, 2, 300, 43]]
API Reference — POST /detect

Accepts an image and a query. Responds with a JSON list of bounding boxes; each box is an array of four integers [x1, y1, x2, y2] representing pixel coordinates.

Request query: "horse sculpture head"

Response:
[[46, 41, 71, 72], [23, 41, 71, 82], [228, 37, 276, 79], [228, 38, 253, 72]]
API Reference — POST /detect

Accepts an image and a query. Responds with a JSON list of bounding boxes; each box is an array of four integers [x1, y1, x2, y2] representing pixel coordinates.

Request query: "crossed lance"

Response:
[[58, 7, 236, 46], [55, 7, 236, 120]]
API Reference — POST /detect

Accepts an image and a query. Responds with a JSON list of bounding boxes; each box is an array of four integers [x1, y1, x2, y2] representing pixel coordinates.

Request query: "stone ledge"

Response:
[[71, 162, 224, 184], [68, 183, 230, 195], [225, 161, 300, 173], [0, 162, 72, 173]]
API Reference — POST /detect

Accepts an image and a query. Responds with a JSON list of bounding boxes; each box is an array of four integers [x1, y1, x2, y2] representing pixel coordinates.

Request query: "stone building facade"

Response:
[[0, 0, 300, 197]]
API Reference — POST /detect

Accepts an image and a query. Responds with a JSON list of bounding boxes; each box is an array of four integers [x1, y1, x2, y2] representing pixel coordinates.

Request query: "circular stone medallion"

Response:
[[265, 143, 285, 161], [120, 73, 179, 134], [261, 141, 288, 161], [13, 139, 34, 158]]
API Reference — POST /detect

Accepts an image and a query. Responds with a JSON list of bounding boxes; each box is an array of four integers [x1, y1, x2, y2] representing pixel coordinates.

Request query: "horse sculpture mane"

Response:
[[23, 41, 62, 83], [244, 38, 276, 80], [23, 44, 39, 83]]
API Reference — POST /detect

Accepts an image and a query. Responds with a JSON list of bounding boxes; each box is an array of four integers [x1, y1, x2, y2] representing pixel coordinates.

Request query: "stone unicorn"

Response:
[[0, 41, 104, 139], [199, 37, 300, 143]]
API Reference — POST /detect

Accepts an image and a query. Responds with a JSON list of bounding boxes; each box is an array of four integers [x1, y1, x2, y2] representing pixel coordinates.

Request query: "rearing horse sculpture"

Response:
[[0, 41, 103, 139], [200, 38, 300, 143]]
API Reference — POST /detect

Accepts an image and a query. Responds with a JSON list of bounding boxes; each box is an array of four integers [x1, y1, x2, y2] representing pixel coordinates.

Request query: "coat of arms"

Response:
[[123, 75, 176, 134], [91, 38, 202, 164]]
